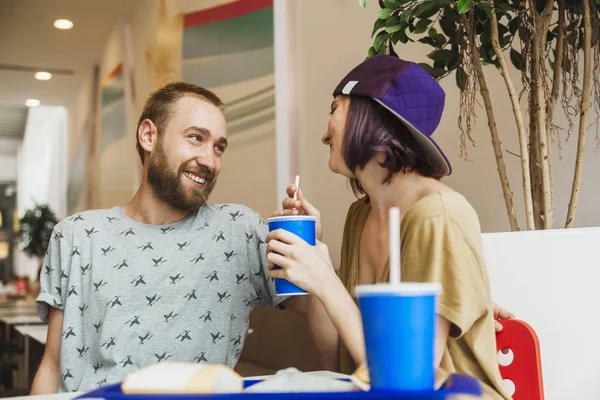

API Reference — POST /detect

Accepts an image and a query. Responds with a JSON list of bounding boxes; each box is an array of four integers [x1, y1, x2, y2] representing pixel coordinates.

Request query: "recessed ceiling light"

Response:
[[35, 71, 52, 81], [25, 99, 41, 107], [53, 19, 73, 30]]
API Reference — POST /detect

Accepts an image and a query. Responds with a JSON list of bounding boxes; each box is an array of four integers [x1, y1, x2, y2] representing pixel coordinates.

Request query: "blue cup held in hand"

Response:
[[266, 215, 317, 296], [355, 282, 442, 392]]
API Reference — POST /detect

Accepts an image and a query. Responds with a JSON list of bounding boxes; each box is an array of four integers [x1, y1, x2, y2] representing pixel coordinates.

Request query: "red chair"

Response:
[[496, 319, 545, 400]]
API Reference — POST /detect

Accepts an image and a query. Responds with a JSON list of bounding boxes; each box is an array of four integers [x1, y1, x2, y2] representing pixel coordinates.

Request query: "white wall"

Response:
[[0, 155, 17, 182], [290, 1, 381, 264], [16, 106, 68, 279], [484, 227, 600, 399], [0, 138, 22, 182]]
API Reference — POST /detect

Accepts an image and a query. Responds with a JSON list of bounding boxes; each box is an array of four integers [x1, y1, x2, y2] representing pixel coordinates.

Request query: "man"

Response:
[[31, 82, 298, 394]]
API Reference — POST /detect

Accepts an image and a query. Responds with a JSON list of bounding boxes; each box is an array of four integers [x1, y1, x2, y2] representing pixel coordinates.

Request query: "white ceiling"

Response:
[[0, 0, 142, 111], [0, 0, 142, 142], [0, 106, 28, 138]]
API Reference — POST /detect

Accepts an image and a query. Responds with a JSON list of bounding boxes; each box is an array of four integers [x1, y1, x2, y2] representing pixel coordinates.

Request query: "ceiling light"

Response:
[[53, 19, 73, 30], [35, 71, 52, 81], [25, 99, 41, 107]]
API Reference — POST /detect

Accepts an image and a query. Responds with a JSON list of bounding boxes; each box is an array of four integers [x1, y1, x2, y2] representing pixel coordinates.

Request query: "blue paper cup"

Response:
[[266, 215, 317, 296], [355, 282, 442, 392]]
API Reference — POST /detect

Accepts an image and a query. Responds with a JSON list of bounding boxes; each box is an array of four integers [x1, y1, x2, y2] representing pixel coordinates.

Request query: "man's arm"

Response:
[[283, 296, 341, 371], [30, 307, 63, 394]]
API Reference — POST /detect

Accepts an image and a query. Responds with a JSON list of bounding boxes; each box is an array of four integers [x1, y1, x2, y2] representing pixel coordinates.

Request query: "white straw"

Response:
[[389, 207, 401, 285], [293, 175, 300, 201]]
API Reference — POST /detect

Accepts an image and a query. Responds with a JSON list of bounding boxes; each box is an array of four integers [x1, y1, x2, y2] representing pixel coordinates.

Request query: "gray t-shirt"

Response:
[[36, 204, 280, 393]]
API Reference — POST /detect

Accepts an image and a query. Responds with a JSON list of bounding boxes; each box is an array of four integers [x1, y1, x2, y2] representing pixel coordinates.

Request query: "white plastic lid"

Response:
[[266, 215, 317, 223], [354, 282, 442, 297]]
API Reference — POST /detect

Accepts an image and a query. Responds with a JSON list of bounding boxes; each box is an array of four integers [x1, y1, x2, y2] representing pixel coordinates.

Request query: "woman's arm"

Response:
[[267, 229, 366, 367], [316, 273, 366, 367], [281, 295, 341, 371]]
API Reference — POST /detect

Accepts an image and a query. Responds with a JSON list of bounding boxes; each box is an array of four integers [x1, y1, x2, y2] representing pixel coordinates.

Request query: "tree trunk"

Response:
[[531, 5, 554, 229], [545, 0, 566, 222], [529, 64, 544, 229], [461, 13, 520, 231], [565, 0, 592, 228], [490, 11, 535, 230]]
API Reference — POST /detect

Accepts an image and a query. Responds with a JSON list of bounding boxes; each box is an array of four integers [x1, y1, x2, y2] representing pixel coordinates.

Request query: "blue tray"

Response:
[[75, 374, 481, 400]]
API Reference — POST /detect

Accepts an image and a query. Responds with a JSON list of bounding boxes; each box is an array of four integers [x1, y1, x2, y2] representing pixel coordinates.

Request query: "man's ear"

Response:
[[138, 119, 158, 153]]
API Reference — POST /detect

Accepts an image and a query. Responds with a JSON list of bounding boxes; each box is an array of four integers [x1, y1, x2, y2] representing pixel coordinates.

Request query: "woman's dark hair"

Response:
[[343, 96, 446, 197]]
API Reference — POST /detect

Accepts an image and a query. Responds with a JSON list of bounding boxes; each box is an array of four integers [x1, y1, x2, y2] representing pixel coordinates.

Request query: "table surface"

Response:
[[0, 308, 38, 317], [0, 300, 36, 308], [15, 324, 48, 344], [1, 315, 44, 325], [6, 392, 80, 400]]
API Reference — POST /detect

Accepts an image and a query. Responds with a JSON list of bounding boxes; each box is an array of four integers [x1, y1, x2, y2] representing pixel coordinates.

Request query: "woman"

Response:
[[267, 55, 511, 399]]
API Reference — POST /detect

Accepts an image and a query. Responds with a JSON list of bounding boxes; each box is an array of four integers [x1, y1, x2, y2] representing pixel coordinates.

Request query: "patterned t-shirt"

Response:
[[36, 204, 280, 393]]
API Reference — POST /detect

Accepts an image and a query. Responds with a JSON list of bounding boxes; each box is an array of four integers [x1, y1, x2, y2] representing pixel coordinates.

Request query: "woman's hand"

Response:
[[493, 303, 515, 332], [266, 229, 335, 298], [272, 184, 323, 241]]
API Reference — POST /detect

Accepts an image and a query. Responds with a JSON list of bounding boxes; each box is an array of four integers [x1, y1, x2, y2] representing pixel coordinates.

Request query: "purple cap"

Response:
[[333, 55, 451, 175]]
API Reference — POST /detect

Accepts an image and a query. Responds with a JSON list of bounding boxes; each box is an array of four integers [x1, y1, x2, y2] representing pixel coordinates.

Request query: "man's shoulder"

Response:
[[54, 208, 119, 233], [206, 203, 265, 226]]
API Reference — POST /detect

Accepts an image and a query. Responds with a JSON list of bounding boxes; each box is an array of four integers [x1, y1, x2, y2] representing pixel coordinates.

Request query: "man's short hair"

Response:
[[136, 82, 224, 164]]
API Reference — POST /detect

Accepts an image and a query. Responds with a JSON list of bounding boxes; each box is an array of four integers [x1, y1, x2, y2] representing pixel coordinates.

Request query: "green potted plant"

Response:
[[16, 203, 58, 287]]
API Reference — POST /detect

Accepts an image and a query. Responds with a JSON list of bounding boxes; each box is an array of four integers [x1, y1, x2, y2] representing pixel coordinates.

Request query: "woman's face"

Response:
[[322, 95, 353, 177]]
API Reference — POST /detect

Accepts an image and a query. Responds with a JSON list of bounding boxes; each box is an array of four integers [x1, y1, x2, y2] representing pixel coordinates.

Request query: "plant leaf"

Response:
[[455, 66, 468, 90], [385, 24, 403, 33], [447, 47, 459, 70], [418, 62, 436, 75], [372, 18, 386, 37], [378, 7, 394, 19], [418, 36, 437, 47], [374, 31, 389, 52], [385, 15, 399, 25], [414, 18, 432, 34], [510, 48, 523, 70], [457, 0, 471, 14], [418, 62, 445, 79], [428, 49, 454, 64], [476, 2, 493, 19], [508, 17, 519, 35], [434, 33, 447, 48], [498, 2, 513, 14], [358, 0, 367, 8], [440, 11, 457, 37], [535, 0, 546, 14], [405, 26, 414, 41], [414, 2, 441, 19], [389, 42, 399, 57]]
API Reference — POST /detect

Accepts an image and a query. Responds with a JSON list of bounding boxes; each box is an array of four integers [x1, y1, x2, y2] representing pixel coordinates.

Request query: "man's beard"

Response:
[[147, 142, 217, 211]]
